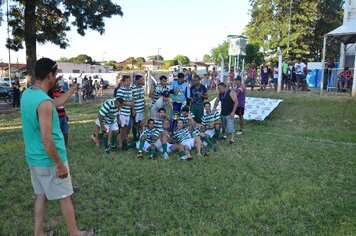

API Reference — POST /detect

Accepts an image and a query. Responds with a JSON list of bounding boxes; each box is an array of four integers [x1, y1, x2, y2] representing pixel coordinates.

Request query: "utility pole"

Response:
[[7, 0, 12, 85]]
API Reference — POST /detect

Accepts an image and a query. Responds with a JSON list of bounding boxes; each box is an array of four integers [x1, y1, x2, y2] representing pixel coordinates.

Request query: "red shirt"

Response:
[[53, 91, 66, 117]]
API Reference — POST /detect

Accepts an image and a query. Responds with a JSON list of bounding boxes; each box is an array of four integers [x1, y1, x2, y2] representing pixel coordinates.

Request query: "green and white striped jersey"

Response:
[[201, 111, 220, 128], [99, 98, 120, 124], [151, 83, 169, 105], [172, 128, 191, 143], [179, 112, 195, 126], [132, 84, 145, 113], [190, 126, 201, 137], [115, 86, 132, 116], [141, 127, 155, 144]]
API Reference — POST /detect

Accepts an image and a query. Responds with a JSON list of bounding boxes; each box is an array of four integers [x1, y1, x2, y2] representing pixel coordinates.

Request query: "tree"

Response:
[[210, 40, 229, 65], [161, 60, 178, 70], [3, 1, 123, 82], [245, 43, 264, 66], [69, 54, 93, 64], [203, 54, 211, 62], [125, 57, 135, 62], [105, 60, 118, 70], [245, 0, 343, 61], [147, 55, 164, 61], [173, 55, 190, 65]]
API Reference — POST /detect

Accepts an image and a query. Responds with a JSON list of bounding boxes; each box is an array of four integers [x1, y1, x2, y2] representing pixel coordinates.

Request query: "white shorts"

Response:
[[95, 118, 119, 132], [119, 115, 130, 127], [181, 138, 195, 150], [136, 141, 152, 152], [204, 129, 215, 138], [154, 139, 173, 153], [135, 112, 145, 123]]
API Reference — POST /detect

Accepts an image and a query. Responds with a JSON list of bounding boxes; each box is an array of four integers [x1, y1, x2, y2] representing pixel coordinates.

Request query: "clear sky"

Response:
[[0, 0, 251, 64]]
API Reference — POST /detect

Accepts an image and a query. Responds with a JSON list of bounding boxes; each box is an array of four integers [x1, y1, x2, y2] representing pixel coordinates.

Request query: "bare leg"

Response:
[[239, 115, 244, 131], [34, 194, 47, 236], [59, 197, 90, 236], [195, 137, 202, 155], [64, 134, 69, 148]]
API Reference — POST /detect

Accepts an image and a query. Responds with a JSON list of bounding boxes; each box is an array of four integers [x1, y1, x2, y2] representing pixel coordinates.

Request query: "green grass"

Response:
[[0, 91, 356, 235]]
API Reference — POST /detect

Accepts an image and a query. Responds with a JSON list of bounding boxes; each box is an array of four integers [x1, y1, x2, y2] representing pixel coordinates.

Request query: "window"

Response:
[[73, 69, 80, 73]]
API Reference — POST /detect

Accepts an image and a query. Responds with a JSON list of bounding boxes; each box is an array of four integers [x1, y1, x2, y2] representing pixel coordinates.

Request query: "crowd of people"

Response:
[[89, 70, 246, 160]]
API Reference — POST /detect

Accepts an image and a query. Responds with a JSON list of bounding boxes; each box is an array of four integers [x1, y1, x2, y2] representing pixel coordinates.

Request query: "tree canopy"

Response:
[[2, 0, 123, 80], [147, 55, 164, 61], [244, 0, 343, 61], [173, 55, 190, 65]]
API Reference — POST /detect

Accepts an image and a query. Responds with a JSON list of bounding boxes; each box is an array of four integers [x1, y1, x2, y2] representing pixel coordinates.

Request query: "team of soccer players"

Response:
[[92, 72, 246, 160]]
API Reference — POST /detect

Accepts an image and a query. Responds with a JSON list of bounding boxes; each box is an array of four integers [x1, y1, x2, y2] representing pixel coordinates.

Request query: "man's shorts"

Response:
[[245, 77, 256, 86], [136, 141, 152, 152], [235, 107, 245, 116], [59, 116, 69, 135], [95, 118, 119, 132], [154, 139, 173, 153], [340, 77, 348, 84], [221, 115, 235, 134], [181, 137, 195, 150], [29, 161, 73, 200], [296, 74, 304, 83], [204, 129, 215, 138], [261, 77, 268, 85], [134, 112, 145, 123], [119, 114, 130, 127]]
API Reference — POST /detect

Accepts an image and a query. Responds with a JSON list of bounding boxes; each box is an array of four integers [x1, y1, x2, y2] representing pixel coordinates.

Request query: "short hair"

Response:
[[182, 106, 190, 113], [35, 58, 57, 80], [204, 101, 211, 106], [159, 75, 168, 81], [178, 72, 185, 79], [122, 75, 130, 82], [135, 74, 143, 81], [147, 118, 154, 124], [114, 98, 124, 105], [218, 82, 227, 88], [177, 119, 184, 124], [158, 107, 166, 113]]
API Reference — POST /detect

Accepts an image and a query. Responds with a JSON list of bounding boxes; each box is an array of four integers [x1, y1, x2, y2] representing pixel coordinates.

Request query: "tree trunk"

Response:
[[24, 0, 37, 86]]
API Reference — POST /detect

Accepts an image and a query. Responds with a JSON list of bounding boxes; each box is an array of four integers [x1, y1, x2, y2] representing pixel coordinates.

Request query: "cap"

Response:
[[162, 91, 170, 98]]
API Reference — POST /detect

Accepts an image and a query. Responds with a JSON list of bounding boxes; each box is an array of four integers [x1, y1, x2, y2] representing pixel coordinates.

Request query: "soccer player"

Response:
[[201, 101, 221, 142], [136, 119, 157, 159], [96, 97, 125, 154], [179, 106, 195, 127], [150, 91, 172, 118], [115, 75, 135, 149], [173, 119, 202, 158], [131, 74, 146, 141], [149, 75, 169, 107]]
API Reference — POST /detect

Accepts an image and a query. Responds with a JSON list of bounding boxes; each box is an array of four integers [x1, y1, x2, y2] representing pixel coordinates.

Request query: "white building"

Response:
[[57, 62, 113, 73]]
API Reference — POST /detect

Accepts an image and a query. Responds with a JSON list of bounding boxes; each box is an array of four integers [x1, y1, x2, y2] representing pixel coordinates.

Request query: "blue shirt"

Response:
[[190, 84, 207, 107], [170, 81, 190, 104]]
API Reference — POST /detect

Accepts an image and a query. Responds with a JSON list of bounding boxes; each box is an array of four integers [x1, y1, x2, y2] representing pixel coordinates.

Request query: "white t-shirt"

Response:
[[295, 62, 306, 75]]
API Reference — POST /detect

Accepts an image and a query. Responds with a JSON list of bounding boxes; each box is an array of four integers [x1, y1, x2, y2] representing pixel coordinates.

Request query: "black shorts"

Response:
[[235, 107, 245, 116]]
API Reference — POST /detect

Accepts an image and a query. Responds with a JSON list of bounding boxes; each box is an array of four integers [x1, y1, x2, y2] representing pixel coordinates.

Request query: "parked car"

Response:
[[0, 78, 10, 86], [0, 86, 13, 105]]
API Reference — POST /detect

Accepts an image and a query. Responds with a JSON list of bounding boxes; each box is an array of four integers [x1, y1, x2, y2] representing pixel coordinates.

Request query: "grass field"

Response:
[[0, 91, 355, 235]]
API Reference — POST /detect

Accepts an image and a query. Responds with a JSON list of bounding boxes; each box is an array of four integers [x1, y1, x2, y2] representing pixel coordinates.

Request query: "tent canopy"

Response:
[[326, 18, 356, 44]]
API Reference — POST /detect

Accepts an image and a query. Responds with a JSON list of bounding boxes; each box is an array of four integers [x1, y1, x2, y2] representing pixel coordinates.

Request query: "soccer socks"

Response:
[[132, 126, 138, 141], [203, 136, 213, 147], [179, 151, 186, 158], [162, 143, 168, 153], [110, 134, 117, 147], [213, 128, 220, 140], [139, 140, 145, 151], [102, 135, 109, 150]]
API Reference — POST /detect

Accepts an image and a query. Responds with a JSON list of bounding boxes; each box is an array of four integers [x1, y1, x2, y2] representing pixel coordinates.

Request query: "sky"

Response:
[[0, 0, 251, 64]]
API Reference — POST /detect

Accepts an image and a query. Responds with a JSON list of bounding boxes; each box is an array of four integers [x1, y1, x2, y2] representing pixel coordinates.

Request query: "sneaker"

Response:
[[212, 146, 217, 152], [122, 139, 128, 151], [229, 139, 235, 145], [110, 145, 118, 151], [163, 152, 169, 160], [221, 135, 227, 140], [180, 155, 187, 160], [137, 151, 143, 159], [104, 148, 110, 155], [236, 130, 243, 135]]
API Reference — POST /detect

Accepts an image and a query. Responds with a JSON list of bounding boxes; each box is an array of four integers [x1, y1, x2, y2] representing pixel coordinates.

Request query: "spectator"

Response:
[[259, 62, 269, 91], [338, 67, 352, 92], [234, 76, 246, 134], [245, 62, 257, 91], [190, 76, 208, 123]]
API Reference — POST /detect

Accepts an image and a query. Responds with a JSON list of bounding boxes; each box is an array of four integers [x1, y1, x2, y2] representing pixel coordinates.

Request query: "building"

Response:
[[142, 60, 163, 70], [57, 62, 113, 73]]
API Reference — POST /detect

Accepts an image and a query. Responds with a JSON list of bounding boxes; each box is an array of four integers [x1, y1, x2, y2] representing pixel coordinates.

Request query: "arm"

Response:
[[53, 83, 78, 107], [201, 87, 208, 100], [149, 85, 159, 99], [212, 95, 220, 113], [38, 100, 67, 178], [230, 90, 238, 118]]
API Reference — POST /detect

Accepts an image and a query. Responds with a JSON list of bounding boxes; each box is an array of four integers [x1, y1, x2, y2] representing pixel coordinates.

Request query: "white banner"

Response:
[[228, 37, 247, 56], [210, 97, 283, 121]]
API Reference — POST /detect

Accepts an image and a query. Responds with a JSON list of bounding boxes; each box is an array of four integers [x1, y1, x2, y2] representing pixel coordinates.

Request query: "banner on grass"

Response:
[[210, 97, 283, 121]]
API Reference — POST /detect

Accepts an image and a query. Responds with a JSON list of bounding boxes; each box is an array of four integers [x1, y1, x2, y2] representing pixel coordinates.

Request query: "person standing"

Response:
[[169, 72, 191, 131], [324, 58, 335, 90], [259, 62, 269, 91], [295, 58, 306, 91], [131, 74, 145, 142], [20, 58, 94, 236], [115, 75, 135, 149], [12, 82, 21, 108], [234, 77, 246, 134], [245, 61, 257, 91], [190, 77, 208, 123], [213, 82, 238, 144]]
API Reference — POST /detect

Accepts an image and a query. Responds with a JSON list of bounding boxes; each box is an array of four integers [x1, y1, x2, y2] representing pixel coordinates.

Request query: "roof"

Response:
[[326, 18, 356, 44], [142, 60, 163, 66]]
